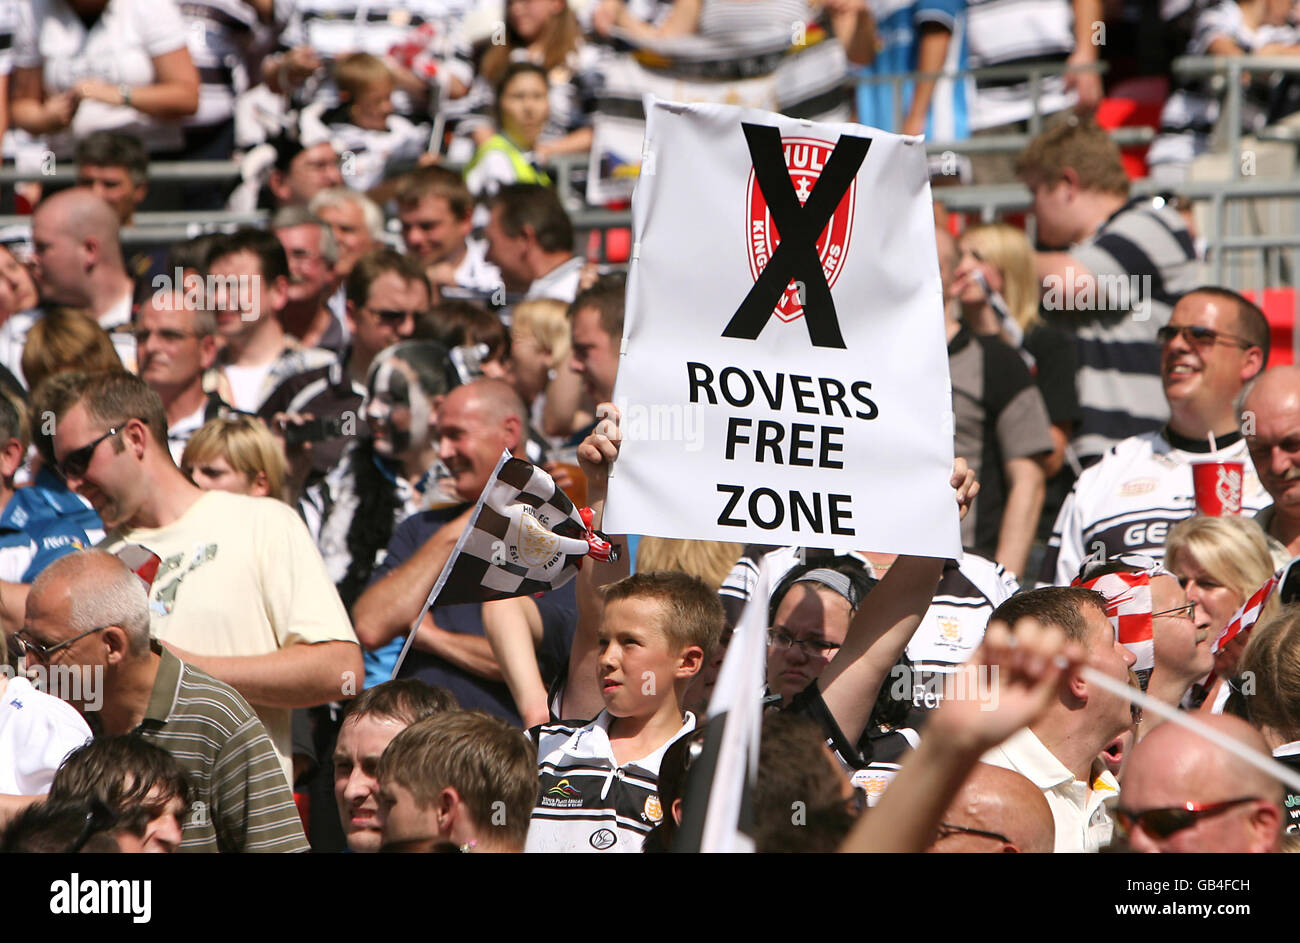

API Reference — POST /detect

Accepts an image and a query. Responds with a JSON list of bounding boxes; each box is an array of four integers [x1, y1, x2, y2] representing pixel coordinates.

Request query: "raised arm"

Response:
[[818, 460, 977, 745], [562, 405, 630, 721], [483, 595, 551, 727], [840, 618, 1082, 852]]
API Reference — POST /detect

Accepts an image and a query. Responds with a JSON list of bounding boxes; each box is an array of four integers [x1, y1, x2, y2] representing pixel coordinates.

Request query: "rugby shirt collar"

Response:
[[568, 710, 698, 778]]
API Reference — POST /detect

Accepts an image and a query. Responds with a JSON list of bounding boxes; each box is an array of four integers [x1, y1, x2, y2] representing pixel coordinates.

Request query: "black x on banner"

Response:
[[722, 123, 871, 349]]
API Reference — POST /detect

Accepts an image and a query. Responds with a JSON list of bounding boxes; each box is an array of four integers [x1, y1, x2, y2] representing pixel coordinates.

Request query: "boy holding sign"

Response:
[[526, 405, 978, 852]]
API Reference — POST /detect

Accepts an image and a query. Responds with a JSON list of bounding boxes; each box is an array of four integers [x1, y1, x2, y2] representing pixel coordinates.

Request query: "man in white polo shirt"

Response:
[[981, 585, 1135, 852]]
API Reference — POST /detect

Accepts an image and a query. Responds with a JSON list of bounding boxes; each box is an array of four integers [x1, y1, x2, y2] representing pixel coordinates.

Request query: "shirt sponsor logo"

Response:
[[589, 828, 617, 850], [1119, 477, 1157, 497], [540, 778, 583, 809]]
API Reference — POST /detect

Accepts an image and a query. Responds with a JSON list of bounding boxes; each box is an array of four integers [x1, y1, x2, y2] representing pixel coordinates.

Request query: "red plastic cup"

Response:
[[1192, 460, 1244, 516]]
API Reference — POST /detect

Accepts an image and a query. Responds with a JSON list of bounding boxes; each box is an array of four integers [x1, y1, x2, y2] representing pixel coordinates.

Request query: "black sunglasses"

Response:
[[57, 418, 148, 480], [9, 625, 110, 661], [1114, 797, 1260, 839], [1156, 324, 1254, 350], [933, 821, 1013, 845]]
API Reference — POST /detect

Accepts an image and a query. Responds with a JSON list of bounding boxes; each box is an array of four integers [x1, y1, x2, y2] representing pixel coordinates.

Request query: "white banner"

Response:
[[603, 98, 960, 557]]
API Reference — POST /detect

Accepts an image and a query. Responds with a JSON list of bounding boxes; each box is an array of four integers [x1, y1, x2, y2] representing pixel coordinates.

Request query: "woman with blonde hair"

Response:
[[181, 415, 285, 501], [508, 297, 588, 443], [952, 222, 1079, 482], [1165, 514, 1278, 702], [635, 538, 743, 592], [20, 308, 123, 391]]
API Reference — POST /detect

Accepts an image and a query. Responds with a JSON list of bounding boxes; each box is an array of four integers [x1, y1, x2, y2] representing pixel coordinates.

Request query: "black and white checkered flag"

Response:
[[391, 451, 616, 679]]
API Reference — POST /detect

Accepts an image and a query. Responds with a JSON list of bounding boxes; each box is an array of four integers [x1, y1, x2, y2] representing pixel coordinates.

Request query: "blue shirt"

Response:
[[854, 0, 969, 140], [368, 506, 579, 724]]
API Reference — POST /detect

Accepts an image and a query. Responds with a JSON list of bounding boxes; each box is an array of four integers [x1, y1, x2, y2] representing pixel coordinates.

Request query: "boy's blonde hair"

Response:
[[1015, 116, 1130, 196], [511, 298, 571, 361], [181, 415, 286, 501], [958, 223, 1042, 336], [336, 52, 393, 102], [600, 570, 724, 662]]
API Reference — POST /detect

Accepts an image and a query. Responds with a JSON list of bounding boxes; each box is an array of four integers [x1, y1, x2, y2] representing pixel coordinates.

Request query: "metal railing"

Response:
[[1170, 54, 1300, 180]]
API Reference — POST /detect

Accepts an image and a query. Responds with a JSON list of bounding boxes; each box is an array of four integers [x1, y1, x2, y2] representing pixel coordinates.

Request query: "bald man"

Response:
[[925, 763, 1055, 853], [1120, 714, 1283, 853], [31, 188, 136, 369], [1244, 366, 1300, 561], [353, 378, 574, 725], [22, 550, 309, 852]]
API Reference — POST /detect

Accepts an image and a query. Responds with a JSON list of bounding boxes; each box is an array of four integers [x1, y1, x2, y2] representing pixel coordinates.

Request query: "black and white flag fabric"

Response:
[[391, 451, 616, 679], [674, 569, 770, 853]]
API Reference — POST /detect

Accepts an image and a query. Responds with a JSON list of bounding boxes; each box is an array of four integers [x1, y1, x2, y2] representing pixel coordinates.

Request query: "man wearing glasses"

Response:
[[925, 763, 1055, 854], [1119, 713, 1283, 853], [135, 289, 232, 464], [1040, 287, 1272, 587], [46, 370, 362, 786]]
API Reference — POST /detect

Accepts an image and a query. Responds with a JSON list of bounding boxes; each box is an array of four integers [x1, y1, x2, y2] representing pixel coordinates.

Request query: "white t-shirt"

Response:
[[0, 676, 92, 795], [13, 0, 190, 156], [98, 491, 359, 782], [221, 361, 276, 413]]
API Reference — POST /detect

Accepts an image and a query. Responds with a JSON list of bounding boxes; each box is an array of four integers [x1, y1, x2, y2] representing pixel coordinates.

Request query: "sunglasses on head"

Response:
[[1113, 796, 1260, 839]]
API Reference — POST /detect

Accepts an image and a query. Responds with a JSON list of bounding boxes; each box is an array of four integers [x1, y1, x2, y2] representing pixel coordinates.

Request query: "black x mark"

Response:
[[722, 123, 870, 349]]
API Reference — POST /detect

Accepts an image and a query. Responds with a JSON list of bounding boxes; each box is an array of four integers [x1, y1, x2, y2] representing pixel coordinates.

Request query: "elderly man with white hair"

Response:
[[19, 550, 310, 852]]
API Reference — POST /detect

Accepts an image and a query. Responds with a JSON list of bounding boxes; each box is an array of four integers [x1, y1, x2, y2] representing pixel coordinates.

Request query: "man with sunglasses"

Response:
[[1120, 713, 1283, 853], [1040, 287, 1272, 588], [47, 370, 362, 786], [925, 763, 1055, 853]]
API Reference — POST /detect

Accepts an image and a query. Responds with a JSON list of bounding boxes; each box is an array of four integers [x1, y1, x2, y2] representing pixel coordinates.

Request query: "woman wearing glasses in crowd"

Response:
[[1164, 514, 1280, 711]]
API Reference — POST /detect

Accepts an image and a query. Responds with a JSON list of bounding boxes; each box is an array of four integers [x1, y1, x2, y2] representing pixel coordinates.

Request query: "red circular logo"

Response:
[[745, 137, 856, 324]]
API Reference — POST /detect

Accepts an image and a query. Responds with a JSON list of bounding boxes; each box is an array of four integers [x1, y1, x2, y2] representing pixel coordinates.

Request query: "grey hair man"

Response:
[[20, 550, 310, 853]]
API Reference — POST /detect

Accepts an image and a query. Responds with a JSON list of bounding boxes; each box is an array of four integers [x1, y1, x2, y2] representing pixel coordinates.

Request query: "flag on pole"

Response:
[[390, 451, 616, 679], [673, 569, 771, 853], [1214, 570, 1282, 653], [1075, 570, 1157, 671]]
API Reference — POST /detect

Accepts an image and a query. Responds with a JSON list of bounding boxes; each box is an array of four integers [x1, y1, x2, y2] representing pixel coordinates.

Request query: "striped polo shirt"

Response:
[[1053, 196, 1199, 463], [136, 646, 309, 853], [526, 711, 695, 853]]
